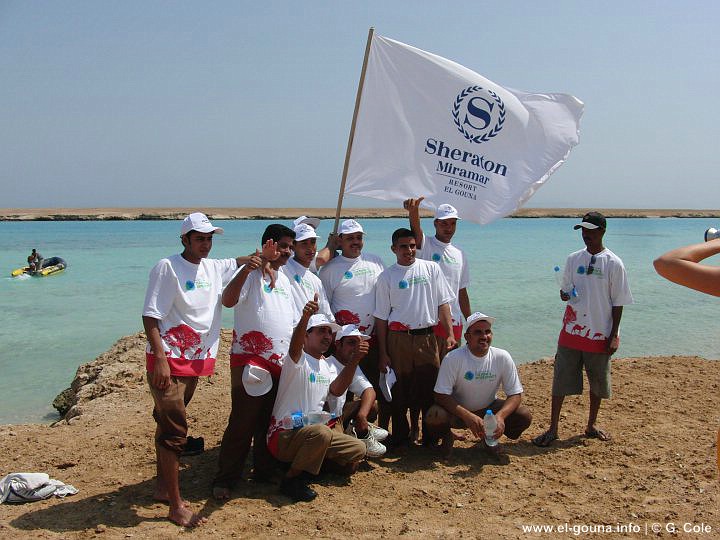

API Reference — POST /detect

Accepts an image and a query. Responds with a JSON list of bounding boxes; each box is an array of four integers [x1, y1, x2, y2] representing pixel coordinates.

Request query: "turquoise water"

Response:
[[2, 217, 718, 424]]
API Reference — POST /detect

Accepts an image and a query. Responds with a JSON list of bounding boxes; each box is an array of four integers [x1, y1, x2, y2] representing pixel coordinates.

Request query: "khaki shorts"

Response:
[[148, 374, 198, 453], [552, 345, 612, 399]]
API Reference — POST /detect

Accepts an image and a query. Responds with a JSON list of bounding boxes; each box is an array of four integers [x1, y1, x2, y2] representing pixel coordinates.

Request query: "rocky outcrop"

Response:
[[53, 332, 148, 421]]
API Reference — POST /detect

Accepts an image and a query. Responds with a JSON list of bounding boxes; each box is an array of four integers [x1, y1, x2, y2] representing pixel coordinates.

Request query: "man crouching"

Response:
[[267, 295, 367, 502], [425, 312, 532, 457]]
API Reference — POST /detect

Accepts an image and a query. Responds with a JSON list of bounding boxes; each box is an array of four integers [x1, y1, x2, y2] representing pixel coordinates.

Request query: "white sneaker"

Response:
[[368, 423, 389, 442], [358, 431, 386, 458]]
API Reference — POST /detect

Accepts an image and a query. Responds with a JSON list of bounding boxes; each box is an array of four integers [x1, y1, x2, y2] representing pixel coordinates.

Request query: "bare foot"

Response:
[[212, 485, 231, 501], [153, 490, 190, 507], [451, 430, 467, 441], [168, 505, 207, 528], [410, 428, 421, 446]]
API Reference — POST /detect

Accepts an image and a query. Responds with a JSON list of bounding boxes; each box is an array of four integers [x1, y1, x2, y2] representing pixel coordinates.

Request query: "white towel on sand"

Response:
[[0, 472, 78, 503]]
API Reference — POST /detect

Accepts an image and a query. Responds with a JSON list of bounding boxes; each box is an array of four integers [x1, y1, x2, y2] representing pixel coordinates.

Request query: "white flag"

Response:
[[344, 35, 584, 224]]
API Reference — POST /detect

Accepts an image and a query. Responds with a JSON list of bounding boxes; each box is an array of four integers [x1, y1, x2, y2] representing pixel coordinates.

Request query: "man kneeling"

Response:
[[425, 312, 532, 456], [267, 297, 367, 502], [328, 325, 388, 457]]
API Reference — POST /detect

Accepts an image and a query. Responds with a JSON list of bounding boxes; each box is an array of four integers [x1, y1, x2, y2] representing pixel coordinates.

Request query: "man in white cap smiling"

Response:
[[319, 218, 390, 427], [292, 215, 337, 273], [425, 312, 532, 457], [267, 297, 367, 502], [281, 223, 334, 321], [142, 212, 237, 527]]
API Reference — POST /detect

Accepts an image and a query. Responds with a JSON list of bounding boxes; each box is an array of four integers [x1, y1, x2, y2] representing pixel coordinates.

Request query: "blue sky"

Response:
[[1, 1, 719, 209]]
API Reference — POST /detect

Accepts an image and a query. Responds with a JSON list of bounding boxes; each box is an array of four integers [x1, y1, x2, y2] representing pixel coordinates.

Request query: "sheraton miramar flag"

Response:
[[343, 35, 584, 224]]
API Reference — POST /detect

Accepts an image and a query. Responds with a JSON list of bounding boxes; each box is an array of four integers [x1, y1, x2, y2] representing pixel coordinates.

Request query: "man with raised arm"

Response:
[[281, 223, 334, 321], [374, 228, 456, 449], [404, 198, 471, 356], [425, 312, 532, 457], [319, 219, 389, 426], [212, 224, 296, 500], [142, 212, 236, 527], [267, 298, 367, 502]]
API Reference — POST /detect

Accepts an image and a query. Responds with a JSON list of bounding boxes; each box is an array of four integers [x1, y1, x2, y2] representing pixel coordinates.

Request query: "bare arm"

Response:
[[458, 288, 471, 319], [375, 317, 390, 373], [222, 262, 258, 308], [492, 393, 522, 439], [329, 340, 368, 397], [142, 316, 170, 389], [288, 295, 319, 364], [438, 303, 457, 350], [434, 392, 485, 438], [607, 306, 623, 355], [314, 233, 339, 269], [403, 197, 426, 249], [653, 238, 720, 297]]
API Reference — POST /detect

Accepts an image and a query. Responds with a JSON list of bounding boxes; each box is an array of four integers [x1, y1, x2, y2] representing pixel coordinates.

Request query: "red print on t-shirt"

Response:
[[164, 324, 203, 359], [238, 330, 274, 356], [335, 310, 360, 325]]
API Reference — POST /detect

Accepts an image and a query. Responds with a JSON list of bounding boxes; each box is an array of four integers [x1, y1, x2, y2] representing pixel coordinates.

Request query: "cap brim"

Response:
[[302, 218, 321, 229], [242, 365, 272, 396], [573, 223, 599, 230], [380, 369, 396, 402], [295, 232, 320, 242], [309, 322, 342, 333]]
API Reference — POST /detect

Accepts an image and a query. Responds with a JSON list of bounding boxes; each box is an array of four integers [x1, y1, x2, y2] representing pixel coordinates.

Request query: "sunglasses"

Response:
[[587, 255, 597, 275]]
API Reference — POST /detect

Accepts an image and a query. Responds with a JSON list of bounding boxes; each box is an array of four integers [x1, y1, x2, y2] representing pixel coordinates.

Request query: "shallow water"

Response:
[[1, 217, 718, 423]]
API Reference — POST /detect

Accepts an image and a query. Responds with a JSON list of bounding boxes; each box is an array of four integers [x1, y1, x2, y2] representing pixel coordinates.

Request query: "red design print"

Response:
[[238, 331, 274, 356], [164, 324, 202, 359], [335, 310, 360, 325], [562, 305, 577, 326]]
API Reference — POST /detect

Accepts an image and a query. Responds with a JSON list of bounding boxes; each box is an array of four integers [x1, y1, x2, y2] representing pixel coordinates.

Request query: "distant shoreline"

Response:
[[2, 207, 720, 221]]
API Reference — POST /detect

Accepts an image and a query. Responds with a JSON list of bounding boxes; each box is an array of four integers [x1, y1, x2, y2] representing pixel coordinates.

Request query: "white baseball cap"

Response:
[[465, 312, 496, 329], [307, 314, 342, 333], [379, 368, 397, 402], [293, 215, 321, 229], [241, 365, 272, 397], [335, 324, 370, 341], [435, 204, 460, 220], [338, 219, 364, 235], [294, 223, 320, 242], [180, 212, 224, 236]]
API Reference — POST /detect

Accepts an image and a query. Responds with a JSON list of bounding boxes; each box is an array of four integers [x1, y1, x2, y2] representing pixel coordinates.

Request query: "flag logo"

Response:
[[452, 86, 505, 144]]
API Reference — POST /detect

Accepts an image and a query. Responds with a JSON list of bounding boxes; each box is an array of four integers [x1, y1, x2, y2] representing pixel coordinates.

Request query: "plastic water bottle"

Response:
[[483, 410, 498, 447], [554, 266, 577, 298], [282, 410, 304, 429]]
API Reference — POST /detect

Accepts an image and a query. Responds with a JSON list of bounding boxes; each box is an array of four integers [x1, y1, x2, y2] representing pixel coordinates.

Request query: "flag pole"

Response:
[[332, 27, 375, 234]]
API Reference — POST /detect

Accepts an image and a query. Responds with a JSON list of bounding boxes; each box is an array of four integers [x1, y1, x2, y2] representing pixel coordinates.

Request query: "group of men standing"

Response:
[[141, 206, 632, 527]]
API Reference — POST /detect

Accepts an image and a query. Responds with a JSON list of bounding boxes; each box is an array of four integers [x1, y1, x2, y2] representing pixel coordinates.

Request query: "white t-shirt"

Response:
[[434, 346, 524, 412], [418, 233, 470, 326], [374, 259, 455, 329], [558, 248, 634, 353], [326, 356, 373, 417], [229, 267, 296, 376], [319, 253, 385, 334], [280, 256, 334, 321], [143, 254, 237, 377], [268, 352, 339, 439]]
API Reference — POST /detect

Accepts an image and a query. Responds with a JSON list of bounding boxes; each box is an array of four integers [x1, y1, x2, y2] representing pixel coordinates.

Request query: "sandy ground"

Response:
[[0, 331, 718, 539], [2, 207, 720, 221]]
